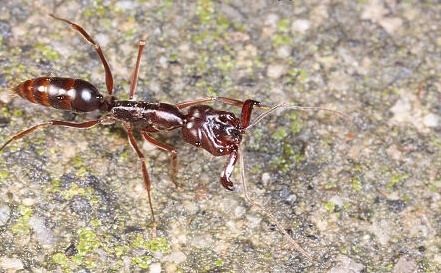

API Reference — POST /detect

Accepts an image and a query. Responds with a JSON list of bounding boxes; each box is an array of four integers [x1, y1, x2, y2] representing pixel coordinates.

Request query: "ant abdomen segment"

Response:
[[13, 77, 114, 112]]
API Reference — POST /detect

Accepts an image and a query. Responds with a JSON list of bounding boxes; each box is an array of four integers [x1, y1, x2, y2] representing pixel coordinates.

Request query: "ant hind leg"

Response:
[[0, 119, 106, 152]]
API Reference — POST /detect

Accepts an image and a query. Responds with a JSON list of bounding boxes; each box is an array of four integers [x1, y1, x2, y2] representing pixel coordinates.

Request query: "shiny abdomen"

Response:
[[13, 77, 105, 112]]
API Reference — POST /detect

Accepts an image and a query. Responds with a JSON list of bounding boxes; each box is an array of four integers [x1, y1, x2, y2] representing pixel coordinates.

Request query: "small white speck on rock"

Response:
[[392, 256, 418, 273], [245, 213, 262, 228], [291, 19, 311, 33], [266, 64, 287, 79], [0, 202, 11, 226], [264, 14, 279, 27], [277, 45, 292, 58], [191, 234, 214, 248], [29, 215, 58, 246], [423, 113, 439, 127], [328, 255, 364, 273], [0, 257, 24, 270], [261, 172, 271, 187], [149, 262, 161, 273], [163, 250, 187, 264], [234, 205, 246, 219], [115, 1, 138, 10]]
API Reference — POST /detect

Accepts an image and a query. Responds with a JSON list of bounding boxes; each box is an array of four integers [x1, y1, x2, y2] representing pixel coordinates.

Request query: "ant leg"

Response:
[[176, 97, 217, 109], [141, 131, 180, 188], [122, 122, 156, 231], [49, 14, 114, 95], [176, 97, 246, 109], [215, 97, 248, 108], [176, 96, 264, 111], [0, 118, 111, 152], [220, 151, 238, 191], [129, 36, 149, 100]]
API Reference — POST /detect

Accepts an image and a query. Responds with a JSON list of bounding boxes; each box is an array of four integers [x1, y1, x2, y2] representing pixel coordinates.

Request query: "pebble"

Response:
[[423, 113, 439, 128], [0, 202, 11, 226], [0, 257, 24, 270]]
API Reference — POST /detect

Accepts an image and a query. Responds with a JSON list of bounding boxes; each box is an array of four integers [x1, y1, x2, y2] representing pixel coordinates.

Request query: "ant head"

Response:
[[182, 105, 243, 156]]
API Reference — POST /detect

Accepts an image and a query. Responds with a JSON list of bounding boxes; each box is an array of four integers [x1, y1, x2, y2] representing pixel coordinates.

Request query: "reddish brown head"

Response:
[[182, 105, 242, 156]]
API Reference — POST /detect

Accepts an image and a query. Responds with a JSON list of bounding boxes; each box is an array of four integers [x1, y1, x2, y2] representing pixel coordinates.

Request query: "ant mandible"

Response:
[[1, 14, 352, 261]]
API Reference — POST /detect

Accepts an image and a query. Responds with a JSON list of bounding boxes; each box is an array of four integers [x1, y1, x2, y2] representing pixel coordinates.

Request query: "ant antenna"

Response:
[[247, 103, 353, 130], [237, 102, 354, 260], [238, 145, 313, 261]]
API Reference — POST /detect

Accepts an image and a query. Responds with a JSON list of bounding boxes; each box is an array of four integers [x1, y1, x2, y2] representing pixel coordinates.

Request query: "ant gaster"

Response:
[[1, 15, 351, 261]]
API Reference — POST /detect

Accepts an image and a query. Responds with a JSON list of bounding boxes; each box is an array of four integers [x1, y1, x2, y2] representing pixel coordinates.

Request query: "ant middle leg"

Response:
[[141, 131, 180, 189]]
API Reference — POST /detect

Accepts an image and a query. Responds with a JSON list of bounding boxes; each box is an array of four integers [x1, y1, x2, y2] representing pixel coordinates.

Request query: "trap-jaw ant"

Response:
[[1, 14, 352, 261]]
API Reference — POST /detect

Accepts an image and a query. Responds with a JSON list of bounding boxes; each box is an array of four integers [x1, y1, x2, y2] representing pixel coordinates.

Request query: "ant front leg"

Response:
[[176, 96, 258, 111]]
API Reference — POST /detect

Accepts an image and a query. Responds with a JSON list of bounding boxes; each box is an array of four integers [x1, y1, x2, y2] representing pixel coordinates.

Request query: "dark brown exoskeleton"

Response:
[[3, 14, 266, 229], [1, 14, 262, 205], [0, 15, 355, 261]]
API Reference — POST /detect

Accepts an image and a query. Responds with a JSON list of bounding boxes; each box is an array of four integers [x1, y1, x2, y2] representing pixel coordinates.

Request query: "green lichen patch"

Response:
[[11, 205, 33, 235], [131, 234, 170, 253], [386, 172, 410, 189], [131, 255, 152, 269], [33, 43, 60, 61]]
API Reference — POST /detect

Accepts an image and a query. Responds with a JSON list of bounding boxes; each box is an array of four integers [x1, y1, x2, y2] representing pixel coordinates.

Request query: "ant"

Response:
[[1, 14, 352, 261]]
